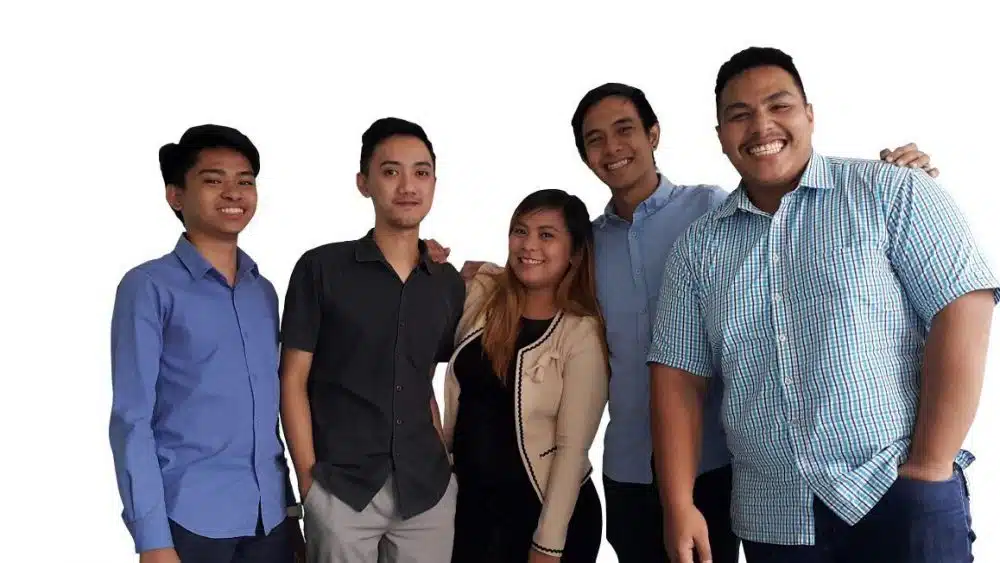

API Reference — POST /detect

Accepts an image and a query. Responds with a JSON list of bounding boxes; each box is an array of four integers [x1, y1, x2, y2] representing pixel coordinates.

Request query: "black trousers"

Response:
[[604, 464, 740, 563], [452, 476, 603, 563], [169, 515, 296, 563]]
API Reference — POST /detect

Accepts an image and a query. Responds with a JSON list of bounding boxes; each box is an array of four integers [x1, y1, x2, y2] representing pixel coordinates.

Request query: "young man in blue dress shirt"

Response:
[[648, 47, 998, 563], [109, 124, 304, 563]]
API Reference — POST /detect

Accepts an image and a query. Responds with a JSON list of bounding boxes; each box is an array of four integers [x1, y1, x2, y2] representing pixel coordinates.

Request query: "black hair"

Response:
[[714, 47, 807, 118], [159, 124, 260, 223], [570, 83, 659, 163], [359, 117, 436, 175], [510, 188, 593, 253]]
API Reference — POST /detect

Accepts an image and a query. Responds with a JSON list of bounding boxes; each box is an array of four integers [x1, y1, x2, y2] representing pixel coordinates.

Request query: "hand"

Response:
[[879, 142, 939, 178], [139, 548, 181, 563], [290, 519, 307, 563], [898, 459, 954, 482], [298, 478, 313, 502], [664, 503, 712, 563], [528, 547, 560, 563], [460, 260, 486, 281], [424, 238, 451, 263]]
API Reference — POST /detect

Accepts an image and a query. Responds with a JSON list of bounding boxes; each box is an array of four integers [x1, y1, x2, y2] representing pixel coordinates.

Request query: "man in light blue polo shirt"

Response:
[[647, 46, 998, 563]]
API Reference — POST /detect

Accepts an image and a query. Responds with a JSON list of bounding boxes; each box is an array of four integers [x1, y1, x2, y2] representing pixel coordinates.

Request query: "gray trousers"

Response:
[[304, 474, 457, 563]]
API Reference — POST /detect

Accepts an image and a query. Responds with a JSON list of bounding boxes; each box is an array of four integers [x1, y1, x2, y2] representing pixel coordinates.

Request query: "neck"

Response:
[[743, 163, 809, 215], [610, 168, 660, 222], [522, 288, 557, 320], [373, 220, 422, 270], [186, 230, 239, 284]]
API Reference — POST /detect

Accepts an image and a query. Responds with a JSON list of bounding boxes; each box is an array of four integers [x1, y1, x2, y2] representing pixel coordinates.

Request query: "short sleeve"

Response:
[[885, 170, 1000, 324], [646, 231, 714, 378], [280, 254, 323, 353]]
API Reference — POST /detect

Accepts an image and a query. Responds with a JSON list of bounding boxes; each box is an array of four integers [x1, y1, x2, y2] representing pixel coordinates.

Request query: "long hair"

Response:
[[478, 189, 609, 381]]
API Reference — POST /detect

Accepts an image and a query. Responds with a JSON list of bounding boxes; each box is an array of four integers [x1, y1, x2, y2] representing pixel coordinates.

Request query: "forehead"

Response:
[[372, 135, 433, 165], [516, 207, 567, 228], [720, 65, 802, 105], [192, 147, 252, 172], [582, 96, 641, 131]]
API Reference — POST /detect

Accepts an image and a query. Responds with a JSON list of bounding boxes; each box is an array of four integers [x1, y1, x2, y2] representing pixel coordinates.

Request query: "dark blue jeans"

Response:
[[744, 467, 976, 563], [169, 516, 296, 563]]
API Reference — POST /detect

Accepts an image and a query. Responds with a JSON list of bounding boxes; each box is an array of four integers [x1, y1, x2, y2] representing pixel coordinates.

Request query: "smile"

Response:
[[518, 257, 544, 265], [606, 158, 632, 171], [747, 140, 787, 157], [219, 207, 245, 216]]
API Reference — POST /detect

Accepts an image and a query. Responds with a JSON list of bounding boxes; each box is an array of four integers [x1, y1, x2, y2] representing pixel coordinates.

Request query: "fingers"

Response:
[[882, 142, 918, 163], [926, 167, 940, 178], [693, 525, 713, 563]]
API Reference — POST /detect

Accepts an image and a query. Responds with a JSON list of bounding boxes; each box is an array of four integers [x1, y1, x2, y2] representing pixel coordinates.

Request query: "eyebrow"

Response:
[[515, 221, 563, 231], [197, 168, 254, 177], [723, 90, 796, 114], [583, 117, 635, 140], [379, 160, 434, 168]]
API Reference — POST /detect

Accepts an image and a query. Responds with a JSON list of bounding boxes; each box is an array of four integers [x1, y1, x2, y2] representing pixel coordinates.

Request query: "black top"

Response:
[[452, 317, 554, 490], [280, 229, 465, 519]]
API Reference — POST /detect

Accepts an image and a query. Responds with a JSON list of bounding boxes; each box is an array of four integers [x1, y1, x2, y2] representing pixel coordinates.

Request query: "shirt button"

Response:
[[396, 418, 403, 425], [771, 254, 779, 263], [773, 292, 782, 302], [395, 385, 403, 392], [784, 376, 793, 385], [777, 334, 787, 343]]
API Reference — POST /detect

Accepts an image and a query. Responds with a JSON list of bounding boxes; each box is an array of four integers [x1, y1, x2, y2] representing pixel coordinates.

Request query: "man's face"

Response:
[[716, 65, 814, 190], [580, 96, 659, 192], [357, 135, 436, 231], [166, 147, 257, 238]]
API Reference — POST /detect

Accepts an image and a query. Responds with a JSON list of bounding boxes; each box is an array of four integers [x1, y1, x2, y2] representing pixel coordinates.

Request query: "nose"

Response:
[[750, 110, 775, 138], [397, 172, 416, 194], [221, 179, 243, 200], [604, 136, 624, 157]]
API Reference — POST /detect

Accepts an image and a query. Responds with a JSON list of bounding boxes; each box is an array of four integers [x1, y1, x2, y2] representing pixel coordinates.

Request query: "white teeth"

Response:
[[607, 158, 631, 171], [220, 207, 244, 215], [748, 141, 786, 156], [520, 257, 543, 265]]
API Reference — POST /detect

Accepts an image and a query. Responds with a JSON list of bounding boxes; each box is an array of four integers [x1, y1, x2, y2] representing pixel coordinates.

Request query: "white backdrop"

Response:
[[1, 2, 997, 562]]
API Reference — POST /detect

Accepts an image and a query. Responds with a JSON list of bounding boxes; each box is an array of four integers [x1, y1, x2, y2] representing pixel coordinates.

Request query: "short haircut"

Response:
[[158, 124, 260, 223], [570, 83, 659, 163], [359, 117, 436, 175], [714, 46, 807, 115]]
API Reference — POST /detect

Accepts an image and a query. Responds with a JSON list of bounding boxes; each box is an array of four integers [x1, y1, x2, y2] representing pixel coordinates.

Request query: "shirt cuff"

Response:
[[126, 508, 173, 553]]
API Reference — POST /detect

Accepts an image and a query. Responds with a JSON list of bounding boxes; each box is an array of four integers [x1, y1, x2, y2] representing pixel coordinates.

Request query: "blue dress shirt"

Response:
[[594, 174, 732, 485], [109, 235, 292, 552]]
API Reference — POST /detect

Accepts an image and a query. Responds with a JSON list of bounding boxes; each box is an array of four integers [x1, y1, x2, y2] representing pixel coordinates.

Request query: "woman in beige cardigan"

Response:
[[442, 189, 609, 563]]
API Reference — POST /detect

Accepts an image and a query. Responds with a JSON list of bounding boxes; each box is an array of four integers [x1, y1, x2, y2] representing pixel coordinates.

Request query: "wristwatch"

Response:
[[286, 503, 304, 519]]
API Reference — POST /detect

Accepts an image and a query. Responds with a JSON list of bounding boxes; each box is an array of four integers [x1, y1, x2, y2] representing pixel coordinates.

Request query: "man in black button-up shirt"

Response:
[[279, 118, 465, 563]]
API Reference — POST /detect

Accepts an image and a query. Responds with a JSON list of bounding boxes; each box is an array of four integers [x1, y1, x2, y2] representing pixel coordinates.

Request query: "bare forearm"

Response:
[[280, 374, 316, 491], [910, 290, 995, 468], [430, 396, 444, 442], [650, 364, 706, 511]]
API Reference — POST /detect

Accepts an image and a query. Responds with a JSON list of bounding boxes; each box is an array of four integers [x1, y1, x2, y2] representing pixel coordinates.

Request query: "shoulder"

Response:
[[819, 155, 917, 200], [671, 183, 731, 212], [557, 313, 604, 350], [116, 251, 179, 296], [431, 260, 465, 294], [296, 240, 357, 266]]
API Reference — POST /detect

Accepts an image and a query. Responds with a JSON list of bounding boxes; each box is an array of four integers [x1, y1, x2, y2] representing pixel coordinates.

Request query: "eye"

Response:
[[772, 104, 791, 112], [585, 136, 603, 147], [617, 125, 634, 135], [511, 226, 527, 236], [416, 170, 430, 177], [540, 232, 554, 239], [728, 112, 750, 122], [239, 180, 255, 186], [205, 178, 222, 184], [382, 169, 398, 177]]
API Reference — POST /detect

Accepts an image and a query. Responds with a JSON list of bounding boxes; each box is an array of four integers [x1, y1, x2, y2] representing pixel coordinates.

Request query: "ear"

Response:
[[356, 172, 370, 198], [715, 124, 723, 153], [805, 102, 815, 128], [165, 184, 183, 212], [649, 123, 661, 150]]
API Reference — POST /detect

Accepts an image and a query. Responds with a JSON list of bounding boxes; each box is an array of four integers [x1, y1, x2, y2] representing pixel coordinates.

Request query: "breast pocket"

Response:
[[796, 243, 898, 314]]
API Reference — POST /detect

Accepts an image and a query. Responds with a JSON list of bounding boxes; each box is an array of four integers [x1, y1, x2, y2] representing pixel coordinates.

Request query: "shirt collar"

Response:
[[173, 233, 259, 281], [354, 228, 435, 273], [594, 171, 677, 229], [713, 150, 833, 220]]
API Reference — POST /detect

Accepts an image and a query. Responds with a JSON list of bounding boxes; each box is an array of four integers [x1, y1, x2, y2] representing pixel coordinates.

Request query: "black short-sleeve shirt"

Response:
[[281, 229, 465, 518]]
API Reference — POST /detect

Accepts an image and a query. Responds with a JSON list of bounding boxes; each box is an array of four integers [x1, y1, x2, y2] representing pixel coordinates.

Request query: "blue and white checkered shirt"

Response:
[[647, 151, 1000, 545]]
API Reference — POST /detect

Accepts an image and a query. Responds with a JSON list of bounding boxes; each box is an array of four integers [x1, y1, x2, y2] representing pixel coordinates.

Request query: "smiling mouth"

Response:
[[746, 140, 787, 157], [605, 158, 632, 172], [219, 207, 245, 216], [518, 257, 544, 266]]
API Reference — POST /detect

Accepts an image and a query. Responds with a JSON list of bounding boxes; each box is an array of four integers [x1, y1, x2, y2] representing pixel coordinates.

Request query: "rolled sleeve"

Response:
[[886, 170, 1000, 323], [533, 317, 609, 554], [108, 269, 172, 552], [646, 232, 714, 378], [280, 254, 323, 353]]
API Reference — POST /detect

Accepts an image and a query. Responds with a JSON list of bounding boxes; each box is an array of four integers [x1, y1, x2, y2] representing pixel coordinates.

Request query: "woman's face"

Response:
[[507, 207, 574, 291]]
